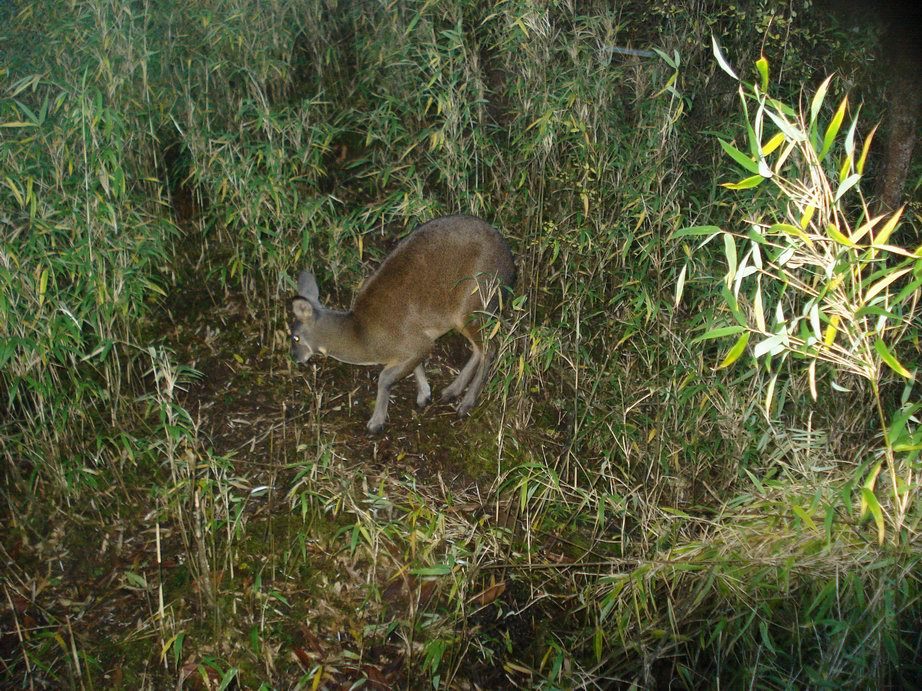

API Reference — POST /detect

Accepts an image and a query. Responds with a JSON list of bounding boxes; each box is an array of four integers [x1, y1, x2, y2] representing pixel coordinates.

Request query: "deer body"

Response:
[[290, 215, 515, 433]]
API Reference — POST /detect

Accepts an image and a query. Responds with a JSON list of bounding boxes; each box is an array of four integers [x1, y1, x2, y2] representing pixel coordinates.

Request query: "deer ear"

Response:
[[297, 270, 319, 301], [291, 297, 314, 321]]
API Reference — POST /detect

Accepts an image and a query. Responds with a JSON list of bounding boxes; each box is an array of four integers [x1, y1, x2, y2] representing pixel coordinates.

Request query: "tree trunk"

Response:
[[874, 16, 922, 213]]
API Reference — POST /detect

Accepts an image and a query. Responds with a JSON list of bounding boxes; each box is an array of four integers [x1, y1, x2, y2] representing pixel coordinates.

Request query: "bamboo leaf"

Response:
[[724, 233, 737, 286], [864, 267, 912, 304], [792, 504, 817, 531], [810, 75, 833, 125], [753, 333, 785, 358], [873, 207, 903, 246], [823, 314, 840, 347], [825, 223, 856, 247], [693, 325, 747, 343], [859, 461, 883, 520], [769, 223, 813, 245], [718, 138, 760, 174], [857, 124, 878, 174], [801, 205, 816, 230], [755, 56, 769, 91], [764, 372, 779, 416], [845, 110, 860, 155], [875, 338, 912, 378], [809, 303, 821, 340], [808, 359, 818, 401], [718, 332, 749, 369], [3, 177, 24, 207], [712, 36, 738, 80], [860, 488, 885, 545], [675, 263, 687, 308], [672, 225, 722, 238], [849, 213, 886, 245], [753, 280, 766, 332], [834, 174, 861, 202], [722, 174, 765, 190], [410, 564, 453, 576], [761, 132, 785, 156], [766, 108, 806, 142], [819, 96, 848, 160]]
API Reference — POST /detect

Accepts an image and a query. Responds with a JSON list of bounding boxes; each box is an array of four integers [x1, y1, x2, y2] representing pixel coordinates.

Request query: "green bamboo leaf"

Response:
[[860, 488, 885, 545], [652, 47, 676, 69], [887, 402, 922, 447], [717, 332, 749, 369], [692, 325, 747, 343], [874, 338, 912, 378], [769, 223, 813, 245], [894, 277, 922, 305], [848, 213, 884, 244], [672, 225, 722, 238], [218, 668, 239, 691], [755, 56, 769, 91], [718, 138, 760, 174], [722, 175, 765, 190], [859, 460, 882, 519], [791, 504, 817, 531], [855, 305, 898, 320], [810, 75, 833, 125], [825, 223, 856, 247], [819, 96, 848, 160], [721, 285, 746, 326]]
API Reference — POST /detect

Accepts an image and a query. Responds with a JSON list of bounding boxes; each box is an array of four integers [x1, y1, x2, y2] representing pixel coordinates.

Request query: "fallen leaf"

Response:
[[470, 580, 506, 607]]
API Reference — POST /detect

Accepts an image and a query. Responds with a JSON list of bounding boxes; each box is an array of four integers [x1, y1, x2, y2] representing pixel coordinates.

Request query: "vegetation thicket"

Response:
[[1, 0, 919, 687]]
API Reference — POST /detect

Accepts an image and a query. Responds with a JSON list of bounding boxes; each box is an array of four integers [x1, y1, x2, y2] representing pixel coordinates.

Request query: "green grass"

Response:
[[1, 0, 919, 687]]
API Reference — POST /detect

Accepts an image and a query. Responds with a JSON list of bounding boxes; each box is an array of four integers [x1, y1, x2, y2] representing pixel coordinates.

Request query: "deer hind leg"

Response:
[[440, 342, 481, 403], [441, 316, 494, 416], [368, 355, 424, 434], [457, 338, 494, 416], [456, 289, 504, 416]]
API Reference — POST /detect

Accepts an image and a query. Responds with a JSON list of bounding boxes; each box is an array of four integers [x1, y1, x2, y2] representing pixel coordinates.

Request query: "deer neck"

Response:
[[315, 310, 377, 366]]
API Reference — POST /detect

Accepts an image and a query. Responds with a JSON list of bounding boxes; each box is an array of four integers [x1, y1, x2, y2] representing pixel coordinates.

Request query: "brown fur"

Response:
[[290, 215, 515, 433]]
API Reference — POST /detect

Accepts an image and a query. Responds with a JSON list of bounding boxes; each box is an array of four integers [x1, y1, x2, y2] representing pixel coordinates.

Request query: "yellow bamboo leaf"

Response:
[[761, 132, 785, 156], [823, 314, 840, 347], [873, 207, 903, 246], [857, 124, 878, 175], [800, 205, 815, 230]]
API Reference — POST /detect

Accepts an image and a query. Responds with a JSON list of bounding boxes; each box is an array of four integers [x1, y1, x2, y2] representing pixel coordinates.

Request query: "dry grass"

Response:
[[1, 0, 919, 687]]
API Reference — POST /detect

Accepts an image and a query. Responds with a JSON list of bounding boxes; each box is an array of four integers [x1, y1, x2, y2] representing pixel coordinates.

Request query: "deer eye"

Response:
[[292, 335, 300, 343]]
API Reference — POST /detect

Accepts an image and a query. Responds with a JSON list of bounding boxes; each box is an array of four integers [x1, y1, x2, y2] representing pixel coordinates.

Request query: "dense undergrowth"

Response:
[[1, 0, 920, 687]]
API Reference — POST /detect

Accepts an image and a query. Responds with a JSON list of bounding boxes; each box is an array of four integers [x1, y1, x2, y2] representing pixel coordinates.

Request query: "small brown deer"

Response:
[[290, 215, 515, 433]]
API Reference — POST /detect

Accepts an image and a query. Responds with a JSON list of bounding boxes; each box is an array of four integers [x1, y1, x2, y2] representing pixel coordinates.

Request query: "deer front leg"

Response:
[[414, 363, 431, 408], [367, 356, 421, 434]]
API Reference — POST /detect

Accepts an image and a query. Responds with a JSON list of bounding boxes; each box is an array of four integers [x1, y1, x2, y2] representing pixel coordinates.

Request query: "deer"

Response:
[[290, 215, 516, 433]]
